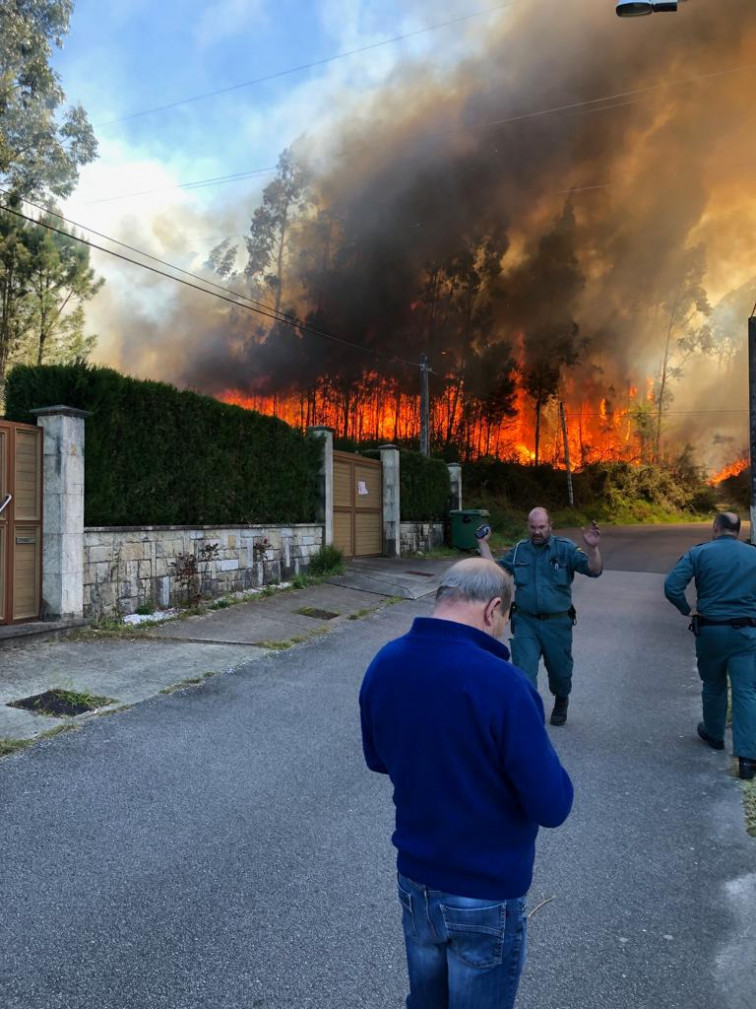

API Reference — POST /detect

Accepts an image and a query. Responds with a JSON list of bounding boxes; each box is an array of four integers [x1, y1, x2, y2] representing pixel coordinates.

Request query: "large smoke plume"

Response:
[[96, 0, 756, 468]]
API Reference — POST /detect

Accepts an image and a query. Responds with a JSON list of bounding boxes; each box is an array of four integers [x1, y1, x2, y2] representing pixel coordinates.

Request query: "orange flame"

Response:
[[219, 375, 662, 466], [710, 458, 749, 484]]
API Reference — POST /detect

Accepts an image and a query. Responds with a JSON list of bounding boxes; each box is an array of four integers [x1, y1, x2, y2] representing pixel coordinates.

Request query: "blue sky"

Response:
[[49, 0, 502, 360], [55, 0, 496, 217]]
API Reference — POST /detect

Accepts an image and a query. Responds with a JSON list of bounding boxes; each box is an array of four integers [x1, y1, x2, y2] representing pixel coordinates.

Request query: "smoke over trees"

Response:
[[117, 0, 756, 468]]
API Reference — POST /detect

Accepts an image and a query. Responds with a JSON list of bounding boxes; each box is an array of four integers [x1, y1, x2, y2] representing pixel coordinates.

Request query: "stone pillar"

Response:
[[380, 445, 401, 558], [308, 426, 334, 547], [31, 406, 90, 620], [447, 463, 462, 510]]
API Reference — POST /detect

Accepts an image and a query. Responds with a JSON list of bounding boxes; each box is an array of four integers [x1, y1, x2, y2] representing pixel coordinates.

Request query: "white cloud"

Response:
[[193, 0, 268, 49]]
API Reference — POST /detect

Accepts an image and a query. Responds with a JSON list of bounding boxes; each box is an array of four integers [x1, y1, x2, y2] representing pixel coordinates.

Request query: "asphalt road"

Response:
[[1, 524, 754, 1009]]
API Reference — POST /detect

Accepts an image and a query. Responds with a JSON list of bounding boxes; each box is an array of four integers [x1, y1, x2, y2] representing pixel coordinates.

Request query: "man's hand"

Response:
[[477, 526, 495, 562], [581, 520, 601, 549], [581, 520, 602, 574]]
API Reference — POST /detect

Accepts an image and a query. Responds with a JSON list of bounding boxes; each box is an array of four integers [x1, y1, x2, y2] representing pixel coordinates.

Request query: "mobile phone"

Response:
[[475, 523, 491, 540]]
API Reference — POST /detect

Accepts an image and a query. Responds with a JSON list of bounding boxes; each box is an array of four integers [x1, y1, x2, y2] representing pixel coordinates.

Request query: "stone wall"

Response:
[[400, 522, 445, 556], [83, 524, 323, 618]]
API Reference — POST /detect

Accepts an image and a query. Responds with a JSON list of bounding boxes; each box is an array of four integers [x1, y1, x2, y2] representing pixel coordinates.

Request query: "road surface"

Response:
[[1, 523, 754, 1009]]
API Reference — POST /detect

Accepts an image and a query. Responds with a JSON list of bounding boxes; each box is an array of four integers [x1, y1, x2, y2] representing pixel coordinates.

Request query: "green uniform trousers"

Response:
[[510, 612, 574, 697], [695, 624, 756, 760]]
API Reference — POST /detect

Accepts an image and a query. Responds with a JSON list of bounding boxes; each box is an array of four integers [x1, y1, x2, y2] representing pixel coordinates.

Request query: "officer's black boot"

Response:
[[697, 722, 725, 751], [550, 696, 569, 726], [739, 758, 756, 781]]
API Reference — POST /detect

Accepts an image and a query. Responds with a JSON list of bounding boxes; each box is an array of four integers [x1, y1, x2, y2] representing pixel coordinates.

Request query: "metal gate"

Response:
[[0, 420, 43, 624], [333, 451, 382, 558]]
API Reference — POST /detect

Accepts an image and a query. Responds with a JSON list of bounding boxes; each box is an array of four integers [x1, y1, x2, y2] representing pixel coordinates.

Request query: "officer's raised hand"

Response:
[[581, 520, 601, 548], [580, 521, 603, 573], [476, 523, 495, 562]]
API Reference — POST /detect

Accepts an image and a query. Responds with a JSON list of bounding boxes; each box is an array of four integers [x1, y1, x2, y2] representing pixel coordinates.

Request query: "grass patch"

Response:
[[159, 671, 219, 695], [259, 627, 330, 651], [308, 545, 345, 576], [743, 780, 756, 838], [348, 607, 378, 620], [8, 687, 116, 717], [0, 723, 79, 759], [295, 606, 340, 620]]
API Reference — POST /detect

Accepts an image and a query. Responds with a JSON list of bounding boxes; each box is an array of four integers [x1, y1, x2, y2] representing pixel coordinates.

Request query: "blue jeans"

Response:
[[397, 873, 527, 1009]]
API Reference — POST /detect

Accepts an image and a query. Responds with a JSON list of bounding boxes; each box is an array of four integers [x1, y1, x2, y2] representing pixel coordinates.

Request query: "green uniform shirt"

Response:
[[664, 536, 756, 619], [499, 536, 600, 615]]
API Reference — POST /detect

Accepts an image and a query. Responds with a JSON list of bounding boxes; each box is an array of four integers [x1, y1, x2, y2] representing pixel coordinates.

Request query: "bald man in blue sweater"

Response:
[[360, 558, 574, 1009]]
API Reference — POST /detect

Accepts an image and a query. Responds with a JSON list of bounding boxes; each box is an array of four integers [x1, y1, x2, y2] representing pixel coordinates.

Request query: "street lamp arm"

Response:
[[616, 1, 687, 15]]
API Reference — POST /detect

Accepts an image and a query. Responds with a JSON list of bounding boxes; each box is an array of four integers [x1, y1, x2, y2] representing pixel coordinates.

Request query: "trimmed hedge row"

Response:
[[399, 451, 451, 521], [5, 363, 322, 527]]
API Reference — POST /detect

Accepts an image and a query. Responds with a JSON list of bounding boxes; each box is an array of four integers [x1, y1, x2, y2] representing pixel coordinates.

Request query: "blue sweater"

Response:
[[359, 617, 574, 899]]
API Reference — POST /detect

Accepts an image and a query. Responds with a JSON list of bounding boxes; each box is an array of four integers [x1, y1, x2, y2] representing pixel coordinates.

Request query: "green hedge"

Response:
[[400, 450, 451, 521], [5, 363, 322, 526]]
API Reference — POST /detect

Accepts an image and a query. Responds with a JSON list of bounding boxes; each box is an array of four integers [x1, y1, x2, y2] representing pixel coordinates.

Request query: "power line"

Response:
[[95, 3, 516, 128], [84, 59, 756, 205], [0, 198, 421, 370], [85, 166, 278, 205]]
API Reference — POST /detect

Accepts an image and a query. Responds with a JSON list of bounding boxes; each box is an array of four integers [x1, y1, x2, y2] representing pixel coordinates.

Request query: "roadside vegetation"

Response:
[[462, 453, 719, 543]]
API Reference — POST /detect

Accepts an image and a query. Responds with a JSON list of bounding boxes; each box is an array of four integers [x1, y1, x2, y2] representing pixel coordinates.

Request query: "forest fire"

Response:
[[220, 374, 655, 467], [710, 458, 749, 485], [106, 3, 756, 481]]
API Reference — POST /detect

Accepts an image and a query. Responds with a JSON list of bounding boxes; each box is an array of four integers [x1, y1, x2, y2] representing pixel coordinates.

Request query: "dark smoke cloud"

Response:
[[103, 0, 756, 466]]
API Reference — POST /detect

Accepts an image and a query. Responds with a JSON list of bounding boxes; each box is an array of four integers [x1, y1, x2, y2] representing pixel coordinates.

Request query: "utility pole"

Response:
[[419, 353, 430, 457], [749, 315, 756, 543], [559, 401, 575, 508]]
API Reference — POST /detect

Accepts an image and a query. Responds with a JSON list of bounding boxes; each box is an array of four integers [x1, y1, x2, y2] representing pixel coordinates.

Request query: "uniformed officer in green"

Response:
[[478, 507, 602, 725], [664, 511, 756, 781]]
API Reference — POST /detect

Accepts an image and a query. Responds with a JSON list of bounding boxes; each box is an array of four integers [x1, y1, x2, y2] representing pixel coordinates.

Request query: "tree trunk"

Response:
[[534, 400, 542, 465]]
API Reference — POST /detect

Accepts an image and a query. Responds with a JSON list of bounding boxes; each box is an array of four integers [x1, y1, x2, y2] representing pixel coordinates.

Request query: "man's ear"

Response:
[[484, 597, 502, 626]]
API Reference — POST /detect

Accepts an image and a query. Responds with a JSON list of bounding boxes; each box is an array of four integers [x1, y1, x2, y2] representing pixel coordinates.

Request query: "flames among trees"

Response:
[[120, 1, 756, 476]]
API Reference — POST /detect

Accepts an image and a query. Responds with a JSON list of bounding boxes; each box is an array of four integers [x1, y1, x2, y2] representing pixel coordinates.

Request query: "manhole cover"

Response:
[[294, 607, 340, 620], [8, 689, 117, 718], [404, 571, 435, 577]]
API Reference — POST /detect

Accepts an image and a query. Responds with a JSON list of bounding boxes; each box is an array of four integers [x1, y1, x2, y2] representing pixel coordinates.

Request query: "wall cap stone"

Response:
[[84, 523, 321, 533], [31, 405, 92, 419]]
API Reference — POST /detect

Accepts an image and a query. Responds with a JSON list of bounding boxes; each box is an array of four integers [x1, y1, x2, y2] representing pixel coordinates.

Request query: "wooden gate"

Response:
[[0, 420, 43, 624], [333, 451, 382, 558]]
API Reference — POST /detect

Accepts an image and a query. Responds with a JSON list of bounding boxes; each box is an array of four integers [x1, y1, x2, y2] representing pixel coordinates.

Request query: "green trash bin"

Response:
[[449, 509, 490, 551]]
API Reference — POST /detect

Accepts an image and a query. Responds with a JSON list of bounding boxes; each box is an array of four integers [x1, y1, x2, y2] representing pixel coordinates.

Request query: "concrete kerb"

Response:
[[0, 565, 450, 749]]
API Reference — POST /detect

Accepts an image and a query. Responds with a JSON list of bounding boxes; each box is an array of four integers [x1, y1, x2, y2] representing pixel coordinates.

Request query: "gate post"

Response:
[[379, 445, 401, 558], [308, 426, 334, 547], [447, 463, 462, 510], [31, 405, 90, 620]]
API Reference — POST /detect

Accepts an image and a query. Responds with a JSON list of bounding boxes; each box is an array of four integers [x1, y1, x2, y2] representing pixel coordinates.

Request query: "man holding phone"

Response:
[[477, 508, 602, 725]]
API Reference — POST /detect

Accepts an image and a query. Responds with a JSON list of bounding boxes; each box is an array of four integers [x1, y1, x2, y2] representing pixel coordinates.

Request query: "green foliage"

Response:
[[400, 451, 451, 521], [5, 362, 322, 526], [308, 544, 344, 576], [463, 452, 716, 528], [0, 0, 97, 201], [1, 209, 102, 394]]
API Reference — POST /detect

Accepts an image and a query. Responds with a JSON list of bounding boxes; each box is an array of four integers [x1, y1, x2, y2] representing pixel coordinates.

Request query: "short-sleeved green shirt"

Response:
[[499, 536, 600, 615]]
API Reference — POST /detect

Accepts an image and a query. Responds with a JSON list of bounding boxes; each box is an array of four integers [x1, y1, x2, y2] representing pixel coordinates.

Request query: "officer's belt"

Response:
[[697, 615, 756, 628], [514, 607, 571, 621]]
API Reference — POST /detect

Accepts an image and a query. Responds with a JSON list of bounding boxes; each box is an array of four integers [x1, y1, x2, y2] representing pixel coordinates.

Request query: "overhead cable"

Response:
[[95, 3, 516, 127], [85, 59, 756, 205], [0, 198, 421, 370]]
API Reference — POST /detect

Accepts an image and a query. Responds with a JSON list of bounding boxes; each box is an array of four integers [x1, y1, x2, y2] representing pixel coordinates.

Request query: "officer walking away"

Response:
[[359, 558, 574, 1009], [664, 512, 756, 781], [477, 507, 602, 726]]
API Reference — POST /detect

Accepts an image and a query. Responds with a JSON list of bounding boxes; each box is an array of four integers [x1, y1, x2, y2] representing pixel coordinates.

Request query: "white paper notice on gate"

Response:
[[357, 481, 369, 496]]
